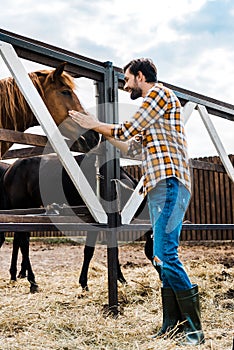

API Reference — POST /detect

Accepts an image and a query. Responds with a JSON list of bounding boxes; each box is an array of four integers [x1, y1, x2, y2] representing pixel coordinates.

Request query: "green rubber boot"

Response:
[[153, 287, 182, 338], [175, 284, 205, 345]]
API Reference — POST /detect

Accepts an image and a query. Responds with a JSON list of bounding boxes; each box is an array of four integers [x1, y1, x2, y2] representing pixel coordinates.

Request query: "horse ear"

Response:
[[52, 62, 67, 81]]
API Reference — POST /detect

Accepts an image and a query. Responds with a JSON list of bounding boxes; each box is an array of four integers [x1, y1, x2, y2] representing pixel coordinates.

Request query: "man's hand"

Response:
[[69, 110, 116, 138], [68, 110, 100, 130]]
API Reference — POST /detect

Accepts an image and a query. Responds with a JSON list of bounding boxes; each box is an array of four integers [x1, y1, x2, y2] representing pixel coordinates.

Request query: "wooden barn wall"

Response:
[[184, 155, 234, 241], [5, 155, 234, 242], [124, 155, 234, 241]]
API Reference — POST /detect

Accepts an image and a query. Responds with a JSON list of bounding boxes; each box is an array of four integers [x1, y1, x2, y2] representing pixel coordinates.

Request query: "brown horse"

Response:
[[0, 62, 99, 158]]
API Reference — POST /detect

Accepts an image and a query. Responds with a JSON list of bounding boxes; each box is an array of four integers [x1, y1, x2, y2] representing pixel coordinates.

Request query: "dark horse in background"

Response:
[[0, 153, 153, 292], [0, 62, 100, 292]]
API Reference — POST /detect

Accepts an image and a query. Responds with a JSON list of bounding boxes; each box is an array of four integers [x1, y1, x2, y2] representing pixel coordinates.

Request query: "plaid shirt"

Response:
[[111, 83, 191, 196]]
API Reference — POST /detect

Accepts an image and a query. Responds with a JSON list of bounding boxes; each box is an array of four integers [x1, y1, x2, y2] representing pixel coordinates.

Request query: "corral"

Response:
[[0, 28, 233, 349], [0, 240, 233, 349]]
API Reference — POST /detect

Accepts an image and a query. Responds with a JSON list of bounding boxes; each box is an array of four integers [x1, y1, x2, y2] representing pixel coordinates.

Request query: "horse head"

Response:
[[0, 63, 100, 158], [32, 62, 100, 153]]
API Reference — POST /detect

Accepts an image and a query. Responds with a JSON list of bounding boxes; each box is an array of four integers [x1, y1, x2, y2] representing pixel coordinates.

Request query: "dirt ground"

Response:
[[0, 238, 233, 350], [1, 238, 233, 275]]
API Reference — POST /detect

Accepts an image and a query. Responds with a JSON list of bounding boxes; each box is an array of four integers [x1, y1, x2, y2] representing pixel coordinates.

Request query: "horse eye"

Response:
[[61, 90, 72, 96]]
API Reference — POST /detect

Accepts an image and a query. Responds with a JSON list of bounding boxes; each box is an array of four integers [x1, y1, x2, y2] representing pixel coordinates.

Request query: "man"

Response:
[[69, 58, 205, 346]]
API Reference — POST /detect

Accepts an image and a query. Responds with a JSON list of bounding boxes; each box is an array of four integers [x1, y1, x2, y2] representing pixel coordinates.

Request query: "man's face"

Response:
[[124, 68, 142, 100]]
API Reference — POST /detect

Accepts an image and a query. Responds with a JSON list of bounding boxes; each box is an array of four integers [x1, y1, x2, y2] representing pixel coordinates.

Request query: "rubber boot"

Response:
[[175, 284, 205, 345], [153, 287, 182, 338]]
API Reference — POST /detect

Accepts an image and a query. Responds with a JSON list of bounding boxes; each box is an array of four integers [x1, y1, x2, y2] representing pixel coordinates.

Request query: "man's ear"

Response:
[[137, 71, 144, 82]]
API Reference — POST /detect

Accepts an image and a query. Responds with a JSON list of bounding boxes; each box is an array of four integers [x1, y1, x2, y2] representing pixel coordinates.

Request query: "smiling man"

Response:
[[69, 58, 205, 346]]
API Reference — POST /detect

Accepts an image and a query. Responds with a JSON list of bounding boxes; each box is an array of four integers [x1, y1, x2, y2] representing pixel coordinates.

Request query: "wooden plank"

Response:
[[0, 129, 48, 146], [2, 140, 98, 160], [0, 208, 45, 215], [187, 171, 193, 241], [204, 168, 211, 240], [224, 173, 232, 240], [123, 158, 226, 174], [208, 170, 215, 240], [231, 176, 234, 238], [214, 169, 221, 240], [198, 168, 205, 240], [193, 168, 200, 240], [0, 205, 91, 216], [189, 159, 225, 173], [219, 172, 226, 240], [0, 214, 93, 224], [2, 146, 46, 159]]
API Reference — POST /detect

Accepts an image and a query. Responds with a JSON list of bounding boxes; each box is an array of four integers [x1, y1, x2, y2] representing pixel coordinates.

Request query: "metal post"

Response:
[[97, 62, 121, 315]]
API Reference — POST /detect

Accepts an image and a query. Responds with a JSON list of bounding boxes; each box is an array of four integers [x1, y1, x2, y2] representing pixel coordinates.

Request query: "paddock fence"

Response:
[[5, 154, 234, 242]]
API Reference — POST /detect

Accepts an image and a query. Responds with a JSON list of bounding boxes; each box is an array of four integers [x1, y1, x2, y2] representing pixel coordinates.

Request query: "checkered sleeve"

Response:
[[111, 86, 168, 140]]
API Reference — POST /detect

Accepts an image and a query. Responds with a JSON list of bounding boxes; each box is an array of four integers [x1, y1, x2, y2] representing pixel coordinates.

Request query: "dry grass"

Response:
[[0, 240, 233, 350]]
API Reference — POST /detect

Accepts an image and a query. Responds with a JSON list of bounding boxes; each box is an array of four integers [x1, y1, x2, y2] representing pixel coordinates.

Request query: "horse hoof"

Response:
[[118, 277, 127, 285], [30, 283, 39, 293], [9, 279, 17, 286], [18, 272, 27, 279], [82, 286, 89, 292]]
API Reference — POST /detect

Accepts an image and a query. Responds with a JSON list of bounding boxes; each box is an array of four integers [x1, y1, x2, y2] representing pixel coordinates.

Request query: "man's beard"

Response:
[[130, 86, 142, 100]]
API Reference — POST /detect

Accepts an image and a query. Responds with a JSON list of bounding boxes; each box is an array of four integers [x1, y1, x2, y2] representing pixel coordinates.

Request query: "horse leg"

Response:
[[18, 232, 39, 293], [115, 246, 127, 285], [144, 230, 153, 262], [18, 232, 30, 278], [79, 231, 99, 291], [0, 232, 5, 248], [9, 232, 20, 281], [144, 229, 162, 280], [79, 231, 127, 291]]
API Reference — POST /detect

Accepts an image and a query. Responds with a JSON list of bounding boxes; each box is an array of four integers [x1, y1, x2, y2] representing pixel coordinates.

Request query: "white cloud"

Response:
[[0, 0, 233, 158]]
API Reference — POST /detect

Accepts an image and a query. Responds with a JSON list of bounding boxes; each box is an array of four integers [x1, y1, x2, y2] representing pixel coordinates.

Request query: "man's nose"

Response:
[[124, 83, 130, 92]]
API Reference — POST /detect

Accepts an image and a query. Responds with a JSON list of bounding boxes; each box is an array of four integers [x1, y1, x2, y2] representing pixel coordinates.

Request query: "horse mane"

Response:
[[0, 74, 41, 130], [0, 69, 75, 131]]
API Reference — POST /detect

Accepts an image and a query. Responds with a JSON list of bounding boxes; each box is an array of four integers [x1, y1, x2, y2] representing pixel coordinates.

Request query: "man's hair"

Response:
[[123, 58, 157, 83]]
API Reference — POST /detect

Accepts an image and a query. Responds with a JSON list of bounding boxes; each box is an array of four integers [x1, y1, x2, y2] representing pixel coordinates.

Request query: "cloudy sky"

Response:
[[0, 0, 233, 159]]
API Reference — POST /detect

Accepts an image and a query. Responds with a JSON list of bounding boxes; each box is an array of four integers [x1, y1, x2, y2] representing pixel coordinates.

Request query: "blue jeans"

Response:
[[147, 177, 192, 291]]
